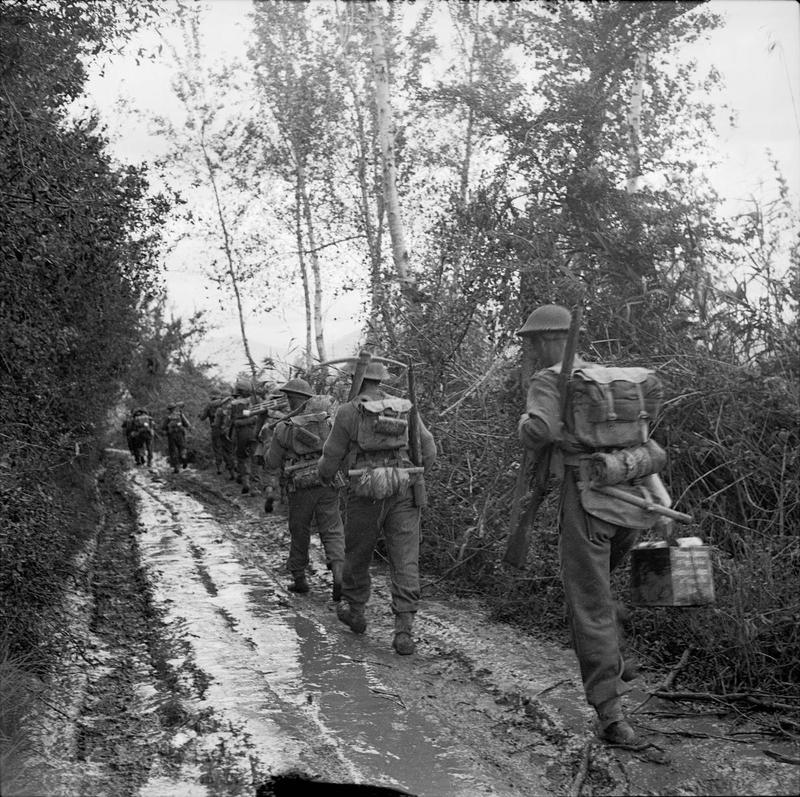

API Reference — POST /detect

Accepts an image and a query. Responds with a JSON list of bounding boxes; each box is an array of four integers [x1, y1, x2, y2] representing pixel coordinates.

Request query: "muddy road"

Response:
[[16, 452, 799, 797]]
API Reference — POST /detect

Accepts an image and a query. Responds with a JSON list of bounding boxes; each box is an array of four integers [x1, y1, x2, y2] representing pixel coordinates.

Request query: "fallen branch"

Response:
[[635, 722, 750, 744], [763, 748, 800, 765], [369, 688, 406, 709], [569, 738, 592, 797], [654, 691, 800, 713], [631, 647, 690, 714], [534, 678, 571, 699]]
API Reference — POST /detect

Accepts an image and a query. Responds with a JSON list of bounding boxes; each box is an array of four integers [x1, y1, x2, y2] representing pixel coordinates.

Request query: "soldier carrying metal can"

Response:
[[516, 303, 679, 746]]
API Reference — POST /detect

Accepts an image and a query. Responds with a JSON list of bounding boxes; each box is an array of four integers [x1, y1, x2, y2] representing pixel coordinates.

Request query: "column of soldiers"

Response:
[[184, 302, 672, 746]]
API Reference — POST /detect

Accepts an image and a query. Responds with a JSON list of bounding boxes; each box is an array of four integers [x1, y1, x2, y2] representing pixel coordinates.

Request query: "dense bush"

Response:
[[0, 1, 165, 663]]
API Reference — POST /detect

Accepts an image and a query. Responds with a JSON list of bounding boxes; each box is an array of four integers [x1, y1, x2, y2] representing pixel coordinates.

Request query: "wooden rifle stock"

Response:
[[503, 305, 583, 568], [406, 358, 427, 508]]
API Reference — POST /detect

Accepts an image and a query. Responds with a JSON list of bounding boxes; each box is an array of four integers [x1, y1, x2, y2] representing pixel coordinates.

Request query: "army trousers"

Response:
[[342, 487, 420, 615], [287, 485, 345, 577], [233, 431, 256, 487], [166, 429, 187, 471], [559, 469, 639, 709]]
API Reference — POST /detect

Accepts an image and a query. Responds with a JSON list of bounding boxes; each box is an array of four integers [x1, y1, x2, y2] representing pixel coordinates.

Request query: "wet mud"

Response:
[[10, 452, 799, 797]]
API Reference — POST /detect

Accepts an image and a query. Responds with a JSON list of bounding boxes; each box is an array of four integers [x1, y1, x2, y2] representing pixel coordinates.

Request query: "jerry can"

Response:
[[630, 537, 715, 607]]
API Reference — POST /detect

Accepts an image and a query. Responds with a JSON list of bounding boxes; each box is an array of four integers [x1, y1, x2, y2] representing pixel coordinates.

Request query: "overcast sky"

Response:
[[83, 0, 800, 379]]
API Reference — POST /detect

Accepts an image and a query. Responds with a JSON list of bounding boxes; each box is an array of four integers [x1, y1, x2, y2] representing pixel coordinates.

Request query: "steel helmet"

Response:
[[516, 304, 571, 337], [279, 378, 314, 398], [234, 373, 253, 395], [362, 362, 390, 382]]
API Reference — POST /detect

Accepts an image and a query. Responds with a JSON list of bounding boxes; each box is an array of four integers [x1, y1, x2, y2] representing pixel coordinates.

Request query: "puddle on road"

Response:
[[131, 474, 481, 797]]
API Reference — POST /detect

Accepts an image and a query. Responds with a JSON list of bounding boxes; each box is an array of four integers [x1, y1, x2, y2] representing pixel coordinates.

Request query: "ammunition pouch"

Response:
[[288, 462, 323, 491]]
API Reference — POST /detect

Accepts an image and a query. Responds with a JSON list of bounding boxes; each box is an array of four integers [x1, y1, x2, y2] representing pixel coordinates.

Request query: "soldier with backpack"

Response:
[[517, 304, 670, 746], [126, 407, 155, 466], [229, 374, 259, 494], [264, 378, 345, 600], [162, 402, 191, 473], [199, 389, 226, 475], [317, 360, 436, 655], [212, 390, 236, 480]]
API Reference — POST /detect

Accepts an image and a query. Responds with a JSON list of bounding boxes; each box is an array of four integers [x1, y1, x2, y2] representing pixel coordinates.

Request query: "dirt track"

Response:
[[12, 452, 799, 797]]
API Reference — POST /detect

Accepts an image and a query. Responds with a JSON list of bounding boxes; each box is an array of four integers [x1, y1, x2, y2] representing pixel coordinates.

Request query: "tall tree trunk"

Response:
[[297, 162, 327, 364], [457, 4, 480, 206], [366, 2, 415, 299], [344, 69, 394, 348], [626, 50, 647, 194], [199, 126, 257, 379], [292, 176, 314, 371]]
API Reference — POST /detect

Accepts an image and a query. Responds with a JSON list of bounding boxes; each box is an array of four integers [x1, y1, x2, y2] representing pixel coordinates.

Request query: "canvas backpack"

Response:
[[133, 413, 152, 431], [214, 398, 232, 431], [167, 409, 184, 431], [568, 365, 663, 450], [287, 412, 332, 458], [355, 397, 412, 464]]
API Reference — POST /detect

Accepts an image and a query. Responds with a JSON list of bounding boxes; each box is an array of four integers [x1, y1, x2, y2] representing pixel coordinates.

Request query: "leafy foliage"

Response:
[[0, 0, 166, 664]]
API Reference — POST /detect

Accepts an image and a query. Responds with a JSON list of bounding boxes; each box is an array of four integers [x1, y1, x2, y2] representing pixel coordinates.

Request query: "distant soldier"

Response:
[[121, 410, 136, 458], [264, 378, 345, 599], [212, 390, 236, 480], [318, 361, 436, 655], [126, 407, 155, 466], [162, 402, 190, 473], [228, 374, 259, 494], [199, 389, 226, 475], [517, 304, 669, 745]]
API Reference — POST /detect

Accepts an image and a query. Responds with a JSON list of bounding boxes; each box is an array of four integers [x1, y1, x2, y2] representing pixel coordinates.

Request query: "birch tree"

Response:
[[248, 1, 344, 368], [366, 2, 417, 306], [159, 2, 259, 378]]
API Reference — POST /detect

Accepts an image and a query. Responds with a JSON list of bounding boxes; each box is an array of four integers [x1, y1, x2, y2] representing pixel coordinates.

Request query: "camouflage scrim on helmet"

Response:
[[516, 304, 571, 337]]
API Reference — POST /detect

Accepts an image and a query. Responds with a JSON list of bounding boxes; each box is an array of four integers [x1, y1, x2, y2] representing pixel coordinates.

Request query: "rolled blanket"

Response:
[[589, 439, 667, 486]]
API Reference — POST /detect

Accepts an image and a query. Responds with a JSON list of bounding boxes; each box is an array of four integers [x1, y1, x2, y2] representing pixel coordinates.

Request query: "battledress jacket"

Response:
[[518, 357, 589, 467], [317, 388, 437, 484]]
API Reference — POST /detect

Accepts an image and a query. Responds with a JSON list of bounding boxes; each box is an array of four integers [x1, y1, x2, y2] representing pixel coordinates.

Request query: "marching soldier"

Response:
[[162, 402, 190, 473], [199, 389, 226, 475], [317, 361, 436, 655], [264, 378, 345, 600], [212, 389, 236, 480], [517, 304, 668, 745], [228, 374, 259, 494]]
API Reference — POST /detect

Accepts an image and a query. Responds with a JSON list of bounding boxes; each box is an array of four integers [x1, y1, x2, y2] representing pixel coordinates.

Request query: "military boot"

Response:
[[392, 612, 416, 655], [337, 602, 366, 634], [597, 697, 639, 746], [288, 573, 309, 594], [330, 561, 344, 603]]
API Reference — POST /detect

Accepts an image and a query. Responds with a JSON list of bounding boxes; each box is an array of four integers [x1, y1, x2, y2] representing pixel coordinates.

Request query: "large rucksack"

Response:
[[568, 365, 663, 450]]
